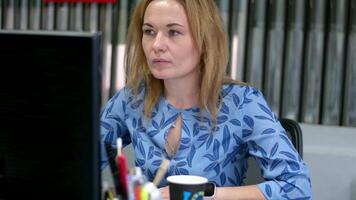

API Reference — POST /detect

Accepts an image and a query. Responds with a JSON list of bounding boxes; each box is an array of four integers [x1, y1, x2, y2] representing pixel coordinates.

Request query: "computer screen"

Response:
[[0, 30, 102, 199]]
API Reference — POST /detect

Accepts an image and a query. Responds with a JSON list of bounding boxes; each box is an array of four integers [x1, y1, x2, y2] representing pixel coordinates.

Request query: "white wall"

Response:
[[302, 123, 356, 200]]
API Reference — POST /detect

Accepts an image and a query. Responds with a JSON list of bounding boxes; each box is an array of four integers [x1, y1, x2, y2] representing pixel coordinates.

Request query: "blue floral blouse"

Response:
[[100, 84, 312, 199]]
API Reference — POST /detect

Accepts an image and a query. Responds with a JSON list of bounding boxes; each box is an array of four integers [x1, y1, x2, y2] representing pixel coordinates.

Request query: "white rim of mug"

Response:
[[167, 175, 208, 185]]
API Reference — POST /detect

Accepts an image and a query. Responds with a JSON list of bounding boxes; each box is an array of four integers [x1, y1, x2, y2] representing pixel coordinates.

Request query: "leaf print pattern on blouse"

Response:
[[203, 140, 221, 175], [222, 126, 231, 153], [100, 84, 312, 199]]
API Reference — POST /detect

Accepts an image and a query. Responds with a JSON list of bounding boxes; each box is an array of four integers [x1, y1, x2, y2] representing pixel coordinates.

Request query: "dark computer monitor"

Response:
[[0, 30, 102, 199]]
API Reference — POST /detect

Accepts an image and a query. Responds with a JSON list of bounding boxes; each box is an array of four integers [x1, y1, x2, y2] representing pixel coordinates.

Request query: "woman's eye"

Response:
[[169, 30, 181, 36], [143, 29, 155, 36]]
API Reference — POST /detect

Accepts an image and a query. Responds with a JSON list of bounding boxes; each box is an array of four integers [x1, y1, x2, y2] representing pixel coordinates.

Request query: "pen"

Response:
[[140, 186, 149, 200], [132, 167, 144, 200], [153, 158, 170, 186], [105, 143, 123, 197], [102, 181, 114, 200], [142, 182, 162, 200], [117, 138, 128, 199]]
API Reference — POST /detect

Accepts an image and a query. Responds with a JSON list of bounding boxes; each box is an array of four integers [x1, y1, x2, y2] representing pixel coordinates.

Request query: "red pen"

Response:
[[117, 138, 128, 199]]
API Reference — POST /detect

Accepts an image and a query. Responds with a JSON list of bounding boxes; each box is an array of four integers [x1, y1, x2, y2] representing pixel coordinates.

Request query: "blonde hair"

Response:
[[125, 0, 237, 120]]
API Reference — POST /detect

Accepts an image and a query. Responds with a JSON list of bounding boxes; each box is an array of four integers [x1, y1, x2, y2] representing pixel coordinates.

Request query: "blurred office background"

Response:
[[1, 0, 355, 199], [1, 0, 355, 127]]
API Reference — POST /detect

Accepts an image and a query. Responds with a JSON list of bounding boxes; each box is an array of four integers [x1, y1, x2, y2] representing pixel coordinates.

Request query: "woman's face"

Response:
[[142, 0, 201, 81]]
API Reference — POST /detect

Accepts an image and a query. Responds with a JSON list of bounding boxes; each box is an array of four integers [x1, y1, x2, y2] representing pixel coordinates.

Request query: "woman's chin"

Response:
[[151, 73, 172, 80]]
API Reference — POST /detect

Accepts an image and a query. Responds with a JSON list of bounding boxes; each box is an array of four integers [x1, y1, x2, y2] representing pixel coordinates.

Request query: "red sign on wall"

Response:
[[44, 0, 117, 3]]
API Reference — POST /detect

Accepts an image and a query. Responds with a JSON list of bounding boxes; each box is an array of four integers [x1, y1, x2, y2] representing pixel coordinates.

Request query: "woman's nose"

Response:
[[153, 32, 167, 53]]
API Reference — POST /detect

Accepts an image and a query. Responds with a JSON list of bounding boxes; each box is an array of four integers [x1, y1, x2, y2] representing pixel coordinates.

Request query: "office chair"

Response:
[[279, 118, 303, 158], [245, 118, 303, 184]]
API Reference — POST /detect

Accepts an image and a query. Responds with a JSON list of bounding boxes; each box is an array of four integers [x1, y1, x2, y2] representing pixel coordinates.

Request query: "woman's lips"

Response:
[[152, 58, 172, 65]]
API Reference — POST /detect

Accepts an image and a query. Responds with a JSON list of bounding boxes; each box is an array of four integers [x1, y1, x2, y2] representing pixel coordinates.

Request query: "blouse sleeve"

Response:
[[241, 87, 312, 199], [100, 88, 131, 170]]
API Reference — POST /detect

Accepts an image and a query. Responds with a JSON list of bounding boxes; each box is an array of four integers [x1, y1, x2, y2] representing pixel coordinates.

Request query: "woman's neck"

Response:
[[164, 78, 200, 109]]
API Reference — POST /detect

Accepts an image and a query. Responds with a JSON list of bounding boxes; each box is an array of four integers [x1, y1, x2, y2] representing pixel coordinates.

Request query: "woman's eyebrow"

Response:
[[166, 23, 184, 28], [142, 23, 153, 27], [142, 22, 184, 28]]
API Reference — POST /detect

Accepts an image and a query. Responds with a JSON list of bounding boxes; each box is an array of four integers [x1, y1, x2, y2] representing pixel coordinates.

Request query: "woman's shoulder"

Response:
[[108, 85, 146, 107], [220, 82, 268, 114], [221, 82, 262, 99]]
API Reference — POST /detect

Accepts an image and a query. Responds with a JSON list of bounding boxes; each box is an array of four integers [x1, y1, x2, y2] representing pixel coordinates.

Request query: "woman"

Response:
[[100, 0, 312, 199]]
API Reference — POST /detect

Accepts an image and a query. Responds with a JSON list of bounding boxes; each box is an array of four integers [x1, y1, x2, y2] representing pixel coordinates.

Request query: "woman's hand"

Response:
[[159, 186, 170, 200]]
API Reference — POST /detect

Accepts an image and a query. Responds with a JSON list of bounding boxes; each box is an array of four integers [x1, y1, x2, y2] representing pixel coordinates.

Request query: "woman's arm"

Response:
[[100, 88, 131, 169], [214, 185, 266, 200], [241, 86, 312, 199]]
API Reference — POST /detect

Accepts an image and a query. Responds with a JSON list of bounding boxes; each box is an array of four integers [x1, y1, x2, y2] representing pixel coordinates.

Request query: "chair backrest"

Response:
[[244, 118, 303, 184], [279, 118, 303, 158]]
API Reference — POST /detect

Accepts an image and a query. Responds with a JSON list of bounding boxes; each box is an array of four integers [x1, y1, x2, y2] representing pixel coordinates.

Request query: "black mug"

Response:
[[167, 175, 208, 200]]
